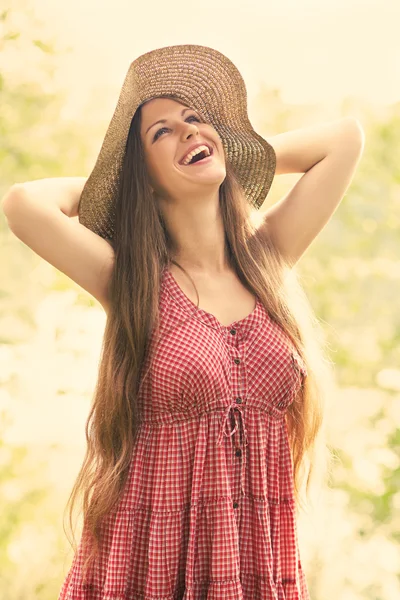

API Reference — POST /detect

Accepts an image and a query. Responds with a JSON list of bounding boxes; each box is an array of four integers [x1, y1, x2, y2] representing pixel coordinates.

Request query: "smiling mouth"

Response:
[[182, 154, 214, 167], [180, 147, 215, 166]]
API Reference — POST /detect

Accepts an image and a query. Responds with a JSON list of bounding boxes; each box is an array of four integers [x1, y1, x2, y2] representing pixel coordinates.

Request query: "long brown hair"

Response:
[[64, 95, 335, 581]]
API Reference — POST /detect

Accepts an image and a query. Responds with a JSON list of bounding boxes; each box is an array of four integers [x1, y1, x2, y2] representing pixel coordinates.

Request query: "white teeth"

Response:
[[182, 145, 211, 165]]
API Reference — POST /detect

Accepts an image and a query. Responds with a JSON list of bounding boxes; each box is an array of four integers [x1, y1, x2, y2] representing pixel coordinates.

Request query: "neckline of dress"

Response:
[[163, 266, 262, 331]]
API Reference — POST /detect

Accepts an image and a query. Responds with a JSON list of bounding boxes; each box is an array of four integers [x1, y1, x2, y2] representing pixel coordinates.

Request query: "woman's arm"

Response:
[[1, 177, 115, 314], [1, 176, 88, 218], [266, 117, 364, 175], [259, 117, 365, 266]]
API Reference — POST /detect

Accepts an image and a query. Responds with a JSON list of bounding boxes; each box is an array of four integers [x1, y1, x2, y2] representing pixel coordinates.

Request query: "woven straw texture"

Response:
[[78, 44, 276, 240]]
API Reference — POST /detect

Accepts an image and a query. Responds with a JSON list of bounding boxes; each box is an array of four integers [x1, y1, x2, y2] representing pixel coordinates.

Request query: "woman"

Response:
[[2, 44, 364, 599]]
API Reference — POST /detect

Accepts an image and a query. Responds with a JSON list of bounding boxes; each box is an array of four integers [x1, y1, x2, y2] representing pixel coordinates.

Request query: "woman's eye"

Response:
[[153, 115, 201, 141]]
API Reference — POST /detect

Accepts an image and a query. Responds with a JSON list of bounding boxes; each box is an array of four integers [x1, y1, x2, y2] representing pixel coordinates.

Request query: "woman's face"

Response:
[[140, 97, 226, 201]]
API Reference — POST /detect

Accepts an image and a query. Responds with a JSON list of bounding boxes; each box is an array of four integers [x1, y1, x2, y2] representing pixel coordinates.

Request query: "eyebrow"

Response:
[[145, 107, 193, 136]]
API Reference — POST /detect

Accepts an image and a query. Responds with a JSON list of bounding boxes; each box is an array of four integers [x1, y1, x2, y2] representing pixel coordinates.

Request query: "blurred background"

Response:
[[1, 0, 399, 598]]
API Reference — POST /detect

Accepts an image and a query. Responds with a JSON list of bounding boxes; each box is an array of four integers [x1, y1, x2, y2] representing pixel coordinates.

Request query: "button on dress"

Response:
[[59, 266, 310, 600]]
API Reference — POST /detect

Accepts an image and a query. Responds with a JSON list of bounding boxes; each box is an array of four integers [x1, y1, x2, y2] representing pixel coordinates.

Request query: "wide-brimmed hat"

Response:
[[78, 44, 276, 240]]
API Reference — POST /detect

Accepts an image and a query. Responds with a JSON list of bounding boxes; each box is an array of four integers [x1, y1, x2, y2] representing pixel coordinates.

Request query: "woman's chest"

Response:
[[170, 266, 257, 327]]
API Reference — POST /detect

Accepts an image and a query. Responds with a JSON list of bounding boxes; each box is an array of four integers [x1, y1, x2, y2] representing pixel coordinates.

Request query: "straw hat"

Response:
[[78, 44, 276, 240]]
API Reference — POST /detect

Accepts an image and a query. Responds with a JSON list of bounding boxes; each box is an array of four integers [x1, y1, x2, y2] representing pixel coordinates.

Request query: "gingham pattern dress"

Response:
[[59, 266, 310, 600]]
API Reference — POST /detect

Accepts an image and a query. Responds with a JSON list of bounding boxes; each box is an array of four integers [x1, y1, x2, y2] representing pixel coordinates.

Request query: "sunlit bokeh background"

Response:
[[1, 0, 399, 598]]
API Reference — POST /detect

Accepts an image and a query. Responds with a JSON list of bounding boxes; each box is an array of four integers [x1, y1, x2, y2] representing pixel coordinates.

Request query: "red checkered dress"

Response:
[[59, 266, 310, 600]]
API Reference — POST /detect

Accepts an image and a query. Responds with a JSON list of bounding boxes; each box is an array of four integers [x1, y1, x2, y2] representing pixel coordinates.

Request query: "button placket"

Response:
[[216, 336, 249, 507], [234, 397, 244, 456], [216, 399, 249, 500]]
